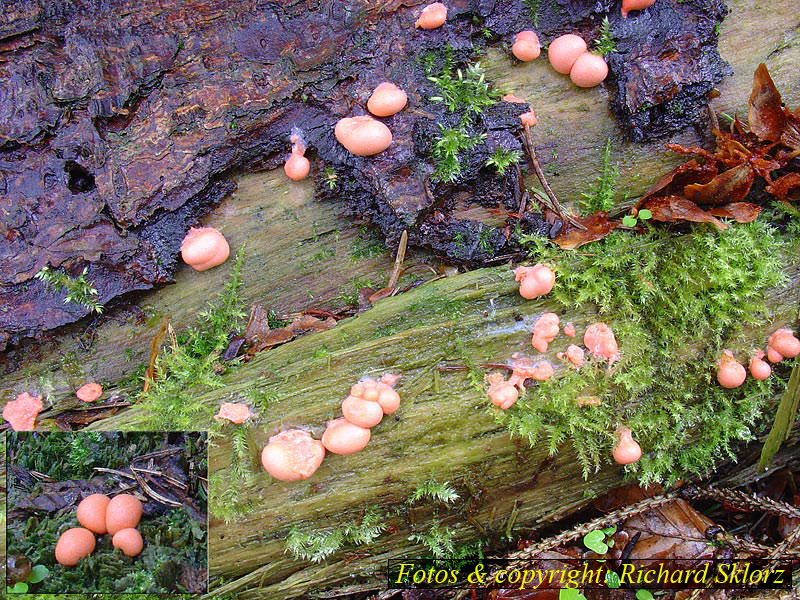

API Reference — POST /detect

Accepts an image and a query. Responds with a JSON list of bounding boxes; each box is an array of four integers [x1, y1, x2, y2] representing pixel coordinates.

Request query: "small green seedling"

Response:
[[8, 565, 49, 594], [636, 590, 655, 600], [559, 588, 587, 600], [582, 525, 617, 554], [622, 209, 652, 228], [605, 570, 621, 589]]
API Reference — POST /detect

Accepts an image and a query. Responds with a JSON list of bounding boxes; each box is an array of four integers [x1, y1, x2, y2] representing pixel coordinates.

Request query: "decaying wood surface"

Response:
[[1, 1, 799, 597], [2, 0, 799, 406], [78, 255, 798, 598]]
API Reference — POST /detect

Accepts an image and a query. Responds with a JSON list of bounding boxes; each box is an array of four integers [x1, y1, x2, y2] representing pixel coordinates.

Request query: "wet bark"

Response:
[[0, 0, 731, 348]]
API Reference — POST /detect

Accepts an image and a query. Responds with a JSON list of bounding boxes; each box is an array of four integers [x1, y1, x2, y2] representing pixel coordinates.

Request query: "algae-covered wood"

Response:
[[82, 255, 799, 598]]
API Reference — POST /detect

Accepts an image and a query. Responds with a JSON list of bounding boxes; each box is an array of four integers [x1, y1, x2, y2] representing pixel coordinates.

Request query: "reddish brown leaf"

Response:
[[553, 212, 619, 250], [781, 111, 800, 151], [368, 287, 394, 304], [259, 327, 294, 348], [642, 196, 727, 230], [767, 172, 800, 203], [636, 159, 717, 209], [243, 304, 272, 343], [707, 202, 762, 223], [288, 314, 337, 332], [684, 163, 754, 205], [748, 63, 786, 142]]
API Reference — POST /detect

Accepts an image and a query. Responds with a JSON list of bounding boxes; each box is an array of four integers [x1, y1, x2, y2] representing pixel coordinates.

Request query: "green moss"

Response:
[[512, 221, 790, 484], [285, 508, 386, 562], [407, 478, 460, 505], [350, 228, 387, 260], [408, 519, 456, 558], [137, 248, 247, 430], [579, 139, 618, 214]]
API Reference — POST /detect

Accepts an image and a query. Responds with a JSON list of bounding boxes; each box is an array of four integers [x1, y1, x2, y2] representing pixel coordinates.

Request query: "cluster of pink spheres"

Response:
[[485, 264, 641, 465], [717, 329, 800, 389], [260, 374, 401, 481]]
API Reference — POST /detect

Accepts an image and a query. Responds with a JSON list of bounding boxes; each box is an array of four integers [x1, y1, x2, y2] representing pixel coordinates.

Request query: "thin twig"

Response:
[[521, 123, 585, 230], [388, 230, 408, 290]]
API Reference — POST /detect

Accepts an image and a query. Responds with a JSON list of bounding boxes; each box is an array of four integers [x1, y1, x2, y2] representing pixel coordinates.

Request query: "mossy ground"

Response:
[[509, 216, 796, 485], [7, 432, 208, 594]]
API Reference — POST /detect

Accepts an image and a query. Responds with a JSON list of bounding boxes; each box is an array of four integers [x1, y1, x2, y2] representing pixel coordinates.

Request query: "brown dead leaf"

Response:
[[368, 287, 394, 304], [781, 111, 800, 151], [636, 159, 718, 209], [553, 212, 619, 250], [766, 172, 800, 203], [288, 314, 337, 332], [748, 63, 786, 142], [684, 163, 754, 205], [143, 315, 169, 393], [243, 304, 272, 343], [707, 202, 762, 223], [642, 196, 727, 230]]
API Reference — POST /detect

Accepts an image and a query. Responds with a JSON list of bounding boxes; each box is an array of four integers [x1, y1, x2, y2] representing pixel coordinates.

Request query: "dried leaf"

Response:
[[636, 159, 717, 209], [143, 315, 169, 393], [642, 196, 727, 230], [766, 172, 800, 203], [288, 314, 337, 332], [243, 304, 272, 343], [684, 163, 754, 205], [368, 287, 395, 304], [748, 63, 786, 142], [553, 212, 619, 250], [781, 112, 800, 150], [259, 327, 294, 348], [706, 202, 762, 223]]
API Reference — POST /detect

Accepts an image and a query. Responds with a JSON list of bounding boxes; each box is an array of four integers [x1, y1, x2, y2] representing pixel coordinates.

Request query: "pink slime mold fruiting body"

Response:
[[532, 312, 560, 353]]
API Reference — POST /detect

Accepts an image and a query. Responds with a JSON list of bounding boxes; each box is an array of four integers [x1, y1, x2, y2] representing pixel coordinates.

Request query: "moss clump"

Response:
[[510, 221, 790, 485], [285, 508, 386, 562], [138, 248, 247, 430]]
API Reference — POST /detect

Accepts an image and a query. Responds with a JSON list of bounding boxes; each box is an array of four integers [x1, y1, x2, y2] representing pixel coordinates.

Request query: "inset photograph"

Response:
[[6, 431, 207, 594]]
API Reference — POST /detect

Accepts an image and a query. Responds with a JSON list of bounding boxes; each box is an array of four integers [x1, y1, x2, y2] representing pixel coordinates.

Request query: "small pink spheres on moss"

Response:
[[322, 418, 371, 455], [514, 264, 555, 300], [767, 328, 800, 363], [180, 227, 230, 271], [716, 350, 747, 389], [569, 52, 608, 88], [213, 402, 252, 424], [261, 429, 326, 481], [583, 322, 619, 363], [512, 30, 541, 62], [415, 2, 447, 29], [112, 528, 144, 557], [485, 373, 519, 409], [621, 0, 657, 18], [548, 34, 588, 74], [563, 323, 576, 338], [284, 137, 310, 181], [55, 527, 96, 567], [342, 395, 384, 428], [77, 494, 110, 534], [503, 93, 525, 103], [334, 116, 393, 156], [519, 110, 537, 127], [367, 82, 408, 117], [613, 426, 642, 465], [749, 351, 772, 381], [564, 344, 585, 368], [531, 312, 560, 353], [76, 382, 102, 403], [2, 392, 43, 431]]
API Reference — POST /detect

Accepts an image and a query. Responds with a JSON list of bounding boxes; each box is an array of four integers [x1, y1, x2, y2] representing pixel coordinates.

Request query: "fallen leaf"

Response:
[[288, 314, 337, 332], [748, 63, 786, 142], [707, 202, 762, 223], [781, 111, 800, 150], [636, 160, 717, 209], [641, 196, 727, 230], [553, 212, 620, 250], [766, 172, 800, 203], [243, 304, 272, 344], [259, 327, 294, 348], [684, 163, 754, 205]]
